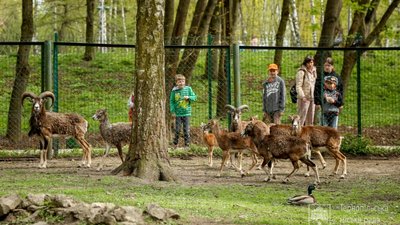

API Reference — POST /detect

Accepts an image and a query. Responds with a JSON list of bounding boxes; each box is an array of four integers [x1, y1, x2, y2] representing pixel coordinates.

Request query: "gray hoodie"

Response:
[[262, 76, 286, 113]]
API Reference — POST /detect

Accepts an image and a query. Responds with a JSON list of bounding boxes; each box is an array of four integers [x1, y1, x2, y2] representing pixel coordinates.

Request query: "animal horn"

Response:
[[21, 92, 37, 106], [39, 91, 55, 108], [225, 104, 236, 112], [237, 105, 249, 112]]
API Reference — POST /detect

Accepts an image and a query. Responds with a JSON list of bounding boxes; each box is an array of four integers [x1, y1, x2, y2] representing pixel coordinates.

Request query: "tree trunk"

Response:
[[113, 0, 177, 182], [310, 0, 318, 47], [314, 0, 342, 73], [289, 0, 301, 46], [121, 0, 128, 45], [164, 0, 175, 45], [274, 0, 290, 69], [176, 0, 218, 81], [165, 0, 191, 143], [340, 0, 399, 98], [57, 3, 69, 42], [6, 0, 34, 142], [204, 0, 221, 80], [83, 0, 95, 61]]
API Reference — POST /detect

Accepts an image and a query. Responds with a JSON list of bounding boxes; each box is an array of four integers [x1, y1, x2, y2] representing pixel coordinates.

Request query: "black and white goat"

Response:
[[22, 91, 92, 168]]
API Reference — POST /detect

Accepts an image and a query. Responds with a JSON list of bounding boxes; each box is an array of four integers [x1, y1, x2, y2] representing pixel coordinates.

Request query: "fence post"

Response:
[[233, 43, 240, 107], [207, 34, 213, 119], [41, 40, 53, 158], [53, 32, 59, 155], [356, 49, 362, 137]]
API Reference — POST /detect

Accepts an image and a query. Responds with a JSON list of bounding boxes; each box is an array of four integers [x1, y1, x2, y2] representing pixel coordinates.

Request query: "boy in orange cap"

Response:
[[262, 63, 286, 124]]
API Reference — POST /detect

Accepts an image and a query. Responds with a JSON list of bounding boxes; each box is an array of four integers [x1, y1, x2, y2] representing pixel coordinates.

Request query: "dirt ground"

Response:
[[1, 154, 399, 186]]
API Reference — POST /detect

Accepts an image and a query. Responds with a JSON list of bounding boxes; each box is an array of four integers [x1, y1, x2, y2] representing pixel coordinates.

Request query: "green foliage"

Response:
[[341, 134, 372, 155]]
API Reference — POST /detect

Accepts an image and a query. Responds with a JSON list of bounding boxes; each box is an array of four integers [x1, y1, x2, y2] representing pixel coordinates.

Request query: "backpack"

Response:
[[290, 84, 297, 103], [290, 69, 306, 104]]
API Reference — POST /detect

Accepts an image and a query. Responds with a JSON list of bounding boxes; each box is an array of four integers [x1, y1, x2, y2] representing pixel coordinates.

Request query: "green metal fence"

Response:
[[0, 41, 399, 150]]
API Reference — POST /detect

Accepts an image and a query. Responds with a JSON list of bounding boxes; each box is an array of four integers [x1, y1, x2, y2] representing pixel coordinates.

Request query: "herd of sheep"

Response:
[[21, 91, 347, 184]]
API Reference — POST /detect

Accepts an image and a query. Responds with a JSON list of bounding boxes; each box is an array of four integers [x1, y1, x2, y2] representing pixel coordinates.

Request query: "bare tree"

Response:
[[289, 0, 301, 46], [204, 0, 222, 80], [176, 0, 218, 81], [314, 0, 343, 69], [113, 0, 176, 181], [6, 0, 34, 142], [274, 0, 290, 69], [164, 0, 191, 143], [83, 0, 95, 61]]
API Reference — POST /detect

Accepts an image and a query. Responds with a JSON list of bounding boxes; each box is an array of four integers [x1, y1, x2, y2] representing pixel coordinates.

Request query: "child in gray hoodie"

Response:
[[262, 63, 286, 124]]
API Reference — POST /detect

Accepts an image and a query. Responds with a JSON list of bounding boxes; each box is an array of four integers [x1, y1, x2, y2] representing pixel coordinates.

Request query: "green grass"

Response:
[[0, 160, 399, 224]]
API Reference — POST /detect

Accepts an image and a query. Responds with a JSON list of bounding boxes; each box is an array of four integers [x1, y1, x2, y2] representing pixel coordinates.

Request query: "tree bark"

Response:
[[340, 0, 400, 98], [176, 0, 218, 81], [274, 0, 290, 69], [204, 0, 221, 80], [164, 0, 175, 45], [6, 0, 34, 142], [289, 0, 301, 47], [113, 0, 177, 182], [165, 0, 191, 143], [314, 0, 342, 74], [83, 0, 95, 61]]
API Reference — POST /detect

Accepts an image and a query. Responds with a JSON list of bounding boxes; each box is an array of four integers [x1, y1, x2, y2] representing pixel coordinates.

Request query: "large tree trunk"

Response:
[[113, 0, 177, 182], [83, 0, 95, 61], [216, 0, 236, 117], [6, 0, 34, 142], [164, 0, 175, 45], [314, 0, 343, 74], [204, 0, 221, 80], [340, 0, 399, 98], [176, 0, 218, 81], [274, 0, 290, 69]]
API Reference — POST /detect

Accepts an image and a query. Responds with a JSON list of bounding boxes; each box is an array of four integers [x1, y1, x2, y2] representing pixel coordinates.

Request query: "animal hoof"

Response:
[[282, 179, 289, 184], [263, 178, 271, 182], [304, 172, 310, 177], [272, 175, 277, 180], [340, 175, 345, 179]]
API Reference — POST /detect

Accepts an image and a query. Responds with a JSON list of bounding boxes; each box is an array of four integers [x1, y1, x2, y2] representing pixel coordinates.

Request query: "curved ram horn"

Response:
[[225, 104, 236, 112], [237, 105, 249, 112], [39, 91, 55, 108], [21, 92, 37, 106]]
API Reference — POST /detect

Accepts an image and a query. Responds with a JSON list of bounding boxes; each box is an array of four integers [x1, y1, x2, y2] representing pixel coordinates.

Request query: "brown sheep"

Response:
[[92, 109, 130, 171], [290, 115, 347, 178], [206, 119, 259, 177], [242, 119, 320, 184], [22, 91, 92, 168]]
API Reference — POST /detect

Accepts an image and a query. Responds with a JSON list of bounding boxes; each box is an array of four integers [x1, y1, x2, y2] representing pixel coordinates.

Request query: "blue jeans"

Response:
[[322, 113, 338, 129], [173, 116, 190, 146]]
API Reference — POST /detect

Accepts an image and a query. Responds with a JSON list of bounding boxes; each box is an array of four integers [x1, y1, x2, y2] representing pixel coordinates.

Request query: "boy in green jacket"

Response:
[[170, 74, 197, 149]]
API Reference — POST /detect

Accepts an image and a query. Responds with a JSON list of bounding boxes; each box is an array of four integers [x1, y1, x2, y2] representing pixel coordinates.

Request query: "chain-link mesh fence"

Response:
[[239, 47, 400, 145], [1, 42, 399, 150]]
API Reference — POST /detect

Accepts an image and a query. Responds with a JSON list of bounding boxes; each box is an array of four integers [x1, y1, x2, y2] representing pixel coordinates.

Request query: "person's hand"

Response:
[[278, 111, 284, 116], [339, 106, 344, 114], [171, 114, 176, 118], [184, 96, 189, 100], [302, 97, 308, 102], [326, 96, 334, 103]]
